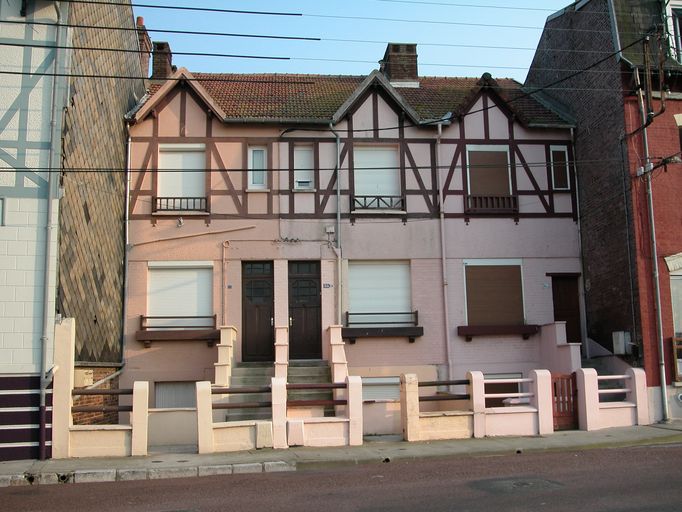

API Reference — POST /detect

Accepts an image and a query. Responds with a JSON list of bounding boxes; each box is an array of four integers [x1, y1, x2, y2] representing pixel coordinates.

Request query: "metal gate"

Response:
[[552, 373, 578, 431]]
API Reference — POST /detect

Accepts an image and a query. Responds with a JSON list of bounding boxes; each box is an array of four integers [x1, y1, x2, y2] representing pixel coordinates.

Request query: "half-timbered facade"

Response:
[[123, 44, 582, 417]]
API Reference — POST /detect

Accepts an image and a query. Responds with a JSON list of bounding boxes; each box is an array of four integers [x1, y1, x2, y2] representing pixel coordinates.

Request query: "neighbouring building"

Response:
[[526, 0, 682, 420], [0, 1, 145, 461], [122, 41, 584, 437]]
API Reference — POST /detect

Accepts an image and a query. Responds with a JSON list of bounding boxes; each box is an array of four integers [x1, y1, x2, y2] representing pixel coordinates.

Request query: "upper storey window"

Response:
[[465, 145, 517, 214], [671, 7, 682, 61], [550, 146, 570, 190], [352, 147, 404, 211], [248, 146, 267, 190], [155, 144, 207, 212], [293, 146, 314, 190]]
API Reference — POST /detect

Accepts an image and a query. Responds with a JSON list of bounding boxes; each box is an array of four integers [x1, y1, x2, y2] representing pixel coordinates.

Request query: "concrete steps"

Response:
[[214, 361, 334, 420]]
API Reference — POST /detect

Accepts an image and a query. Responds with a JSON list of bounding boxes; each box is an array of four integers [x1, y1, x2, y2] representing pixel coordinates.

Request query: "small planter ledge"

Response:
[[457, 324, 539, 342], [135, 329, 220, 348], [341, 326, 424, 344]]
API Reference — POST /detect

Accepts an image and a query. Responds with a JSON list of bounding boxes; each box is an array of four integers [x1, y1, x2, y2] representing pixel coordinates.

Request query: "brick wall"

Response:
[[58, 0, 146, 363], [72, 367, 120, 425], [526, 0, 641, 354]]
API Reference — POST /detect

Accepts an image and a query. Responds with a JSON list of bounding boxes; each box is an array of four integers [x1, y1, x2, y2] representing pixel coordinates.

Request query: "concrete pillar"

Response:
[[214, 326, 237, 387], [468, 371, 486, 438], [576, 368, 599, 431], [274, 260, 288, 327], [627, 367, 650, 425], [271, 377, 288, 449], [530, 369, 553, 435], [347, 376, 363, 446], [274, 327, 289, 380], [131, 381, 149, 456], [329, 325, 348, 383], [195, 381, 213, 454], [52, 318, 76, 459], [400, 373, 420, 442]]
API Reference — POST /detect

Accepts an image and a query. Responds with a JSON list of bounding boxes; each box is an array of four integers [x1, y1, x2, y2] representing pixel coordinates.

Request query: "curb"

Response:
[[0, 461, 296, 488]]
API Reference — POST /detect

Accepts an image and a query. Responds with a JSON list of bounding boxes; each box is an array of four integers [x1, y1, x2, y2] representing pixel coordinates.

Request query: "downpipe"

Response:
[[329, 122, 342, 325]]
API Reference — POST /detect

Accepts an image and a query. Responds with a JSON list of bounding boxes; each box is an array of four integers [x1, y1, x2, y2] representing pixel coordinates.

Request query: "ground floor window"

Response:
[[347, 261, 412, 326], [154, 381, 196, 408], [147, 264, 213, 329], [464, 260, 524, 326], [672, 274, 682, 336]]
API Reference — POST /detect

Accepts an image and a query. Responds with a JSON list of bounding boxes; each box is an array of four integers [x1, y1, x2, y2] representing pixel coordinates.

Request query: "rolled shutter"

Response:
[[465, 265, 523, 326]]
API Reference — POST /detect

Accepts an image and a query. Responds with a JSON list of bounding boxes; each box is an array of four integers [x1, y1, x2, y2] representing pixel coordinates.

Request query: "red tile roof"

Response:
[[145, 72, 571, 127]]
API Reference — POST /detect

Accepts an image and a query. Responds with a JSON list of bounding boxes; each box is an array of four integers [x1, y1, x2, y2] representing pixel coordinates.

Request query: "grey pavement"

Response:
[[2, 420, 681, 487]]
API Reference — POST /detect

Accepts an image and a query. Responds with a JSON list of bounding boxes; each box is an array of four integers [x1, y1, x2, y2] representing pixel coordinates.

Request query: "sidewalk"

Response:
[[2, 421, 682, 487]]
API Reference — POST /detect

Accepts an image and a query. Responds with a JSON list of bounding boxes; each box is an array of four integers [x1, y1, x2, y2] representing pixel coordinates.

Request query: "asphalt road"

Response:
[[3, 444, 682, 512]]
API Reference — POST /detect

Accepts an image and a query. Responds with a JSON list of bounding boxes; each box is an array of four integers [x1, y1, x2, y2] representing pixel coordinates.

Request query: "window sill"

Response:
[[246, 188, 270, 193], [341, 326, 423, 344], [292, 188, 317, 193], [135, 328, 220, 348], [457, 324, 539, 342]]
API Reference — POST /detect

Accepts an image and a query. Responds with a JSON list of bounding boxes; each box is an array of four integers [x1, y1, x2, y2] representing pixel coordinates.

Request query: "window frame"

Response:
[[293, 145, 315, 191], [672, 272, 682, 336], [463, 259, 526, 327], [248, 146, 268, 190], [550, 145, 570, 191], [465, 145, 512, 196], [352, 145, 403, 211], [668, 5, 682, 62], [156, 143, 207, 212]]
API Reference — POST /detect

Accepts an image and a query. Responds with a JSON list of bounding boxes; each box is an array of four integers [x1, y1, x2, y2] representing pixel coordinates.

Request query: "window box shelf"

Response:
[[153, 196, 208, 213], [342, 326, 424, 344], [457, 324, 539, 342], [137, 315, 219, 347]]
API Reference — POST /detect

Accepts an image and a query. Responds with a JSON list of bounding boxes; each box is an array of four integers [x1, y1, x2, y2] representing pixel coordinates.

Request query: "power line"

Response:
[[0, 41, 628, 74], [375, 0, 560, 11], [59, 0, 301, 17]]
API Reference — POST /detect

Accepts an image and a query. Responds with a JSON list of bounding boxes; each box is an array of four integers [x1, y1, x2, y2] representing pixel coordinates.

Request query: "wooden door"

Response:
[[552, 276, 582, 344], [242, 262, 274, 362], [552, 373, 578, 430], [288, 261, 322, 359]]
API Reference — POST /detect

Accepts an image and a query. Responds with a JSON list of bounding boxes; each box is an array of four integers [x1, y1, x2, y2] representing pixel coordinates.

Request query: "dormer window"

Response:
[[154, 144, 207, 212]]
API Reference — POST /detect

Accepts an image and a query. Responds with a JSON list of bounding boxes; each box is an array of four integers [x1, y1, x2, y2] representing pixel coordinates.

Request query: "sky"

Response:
[[133, 0, 573, 83]]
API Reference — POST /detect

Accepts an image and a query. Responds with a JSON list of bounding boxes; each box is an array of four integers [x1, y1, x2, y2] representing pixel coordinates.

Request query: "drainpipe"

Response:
[[39, 0, 65, 461], [435, 121, 452, 380], [633, 68, 670, 422], [329, 122, 342, 325]]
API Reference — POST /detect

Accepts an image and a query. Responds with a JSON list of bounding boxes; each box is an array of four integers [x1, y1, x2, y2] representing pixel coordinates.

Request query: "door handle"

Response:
[[289, 317, 293, 327], [270, 317, 274, 327]]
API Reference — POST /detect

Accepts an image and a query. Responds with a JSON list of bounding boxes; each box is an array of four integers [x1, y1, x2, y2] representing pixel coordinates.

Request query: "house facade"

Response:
[[0, 1, 145, 461], [526, 0, 682, 420], [122, 43, 582, 432]]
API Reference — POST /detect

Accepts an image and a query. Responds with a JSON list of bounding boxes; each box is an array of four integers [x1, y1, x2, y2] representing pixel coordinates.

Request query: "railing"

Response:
[[352, 195, 405, 210], [211, 385, 272, 410], [286, 382, 347, 407], [345, 311, 418, 327], [417, 379, 470, 403], [71, 388, 133, 413], [597, 374, 630, 402], [153, 196, 208, 212], [482, 377, 534, 403], [465, 194, 518, 214], [140, 314, 217, 330]]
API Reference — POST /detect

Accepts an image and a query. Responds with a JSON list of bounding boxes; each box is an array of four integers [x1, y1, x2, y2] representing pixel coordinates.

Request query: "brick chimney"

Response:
[[379, 43, 418, 84], [151, 41, 174, 81], [136, 17, 152, 78]]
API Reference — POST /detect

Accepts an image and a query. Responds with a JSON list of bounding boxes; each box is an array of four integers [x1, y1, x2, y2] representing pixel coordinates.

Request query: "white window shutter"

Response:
[[294, 146, 314, 189], [348, 261, 411, 325], [158, 149, 205, 197], [354, 148, 399, 196], [148, 267, 213, 328]]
